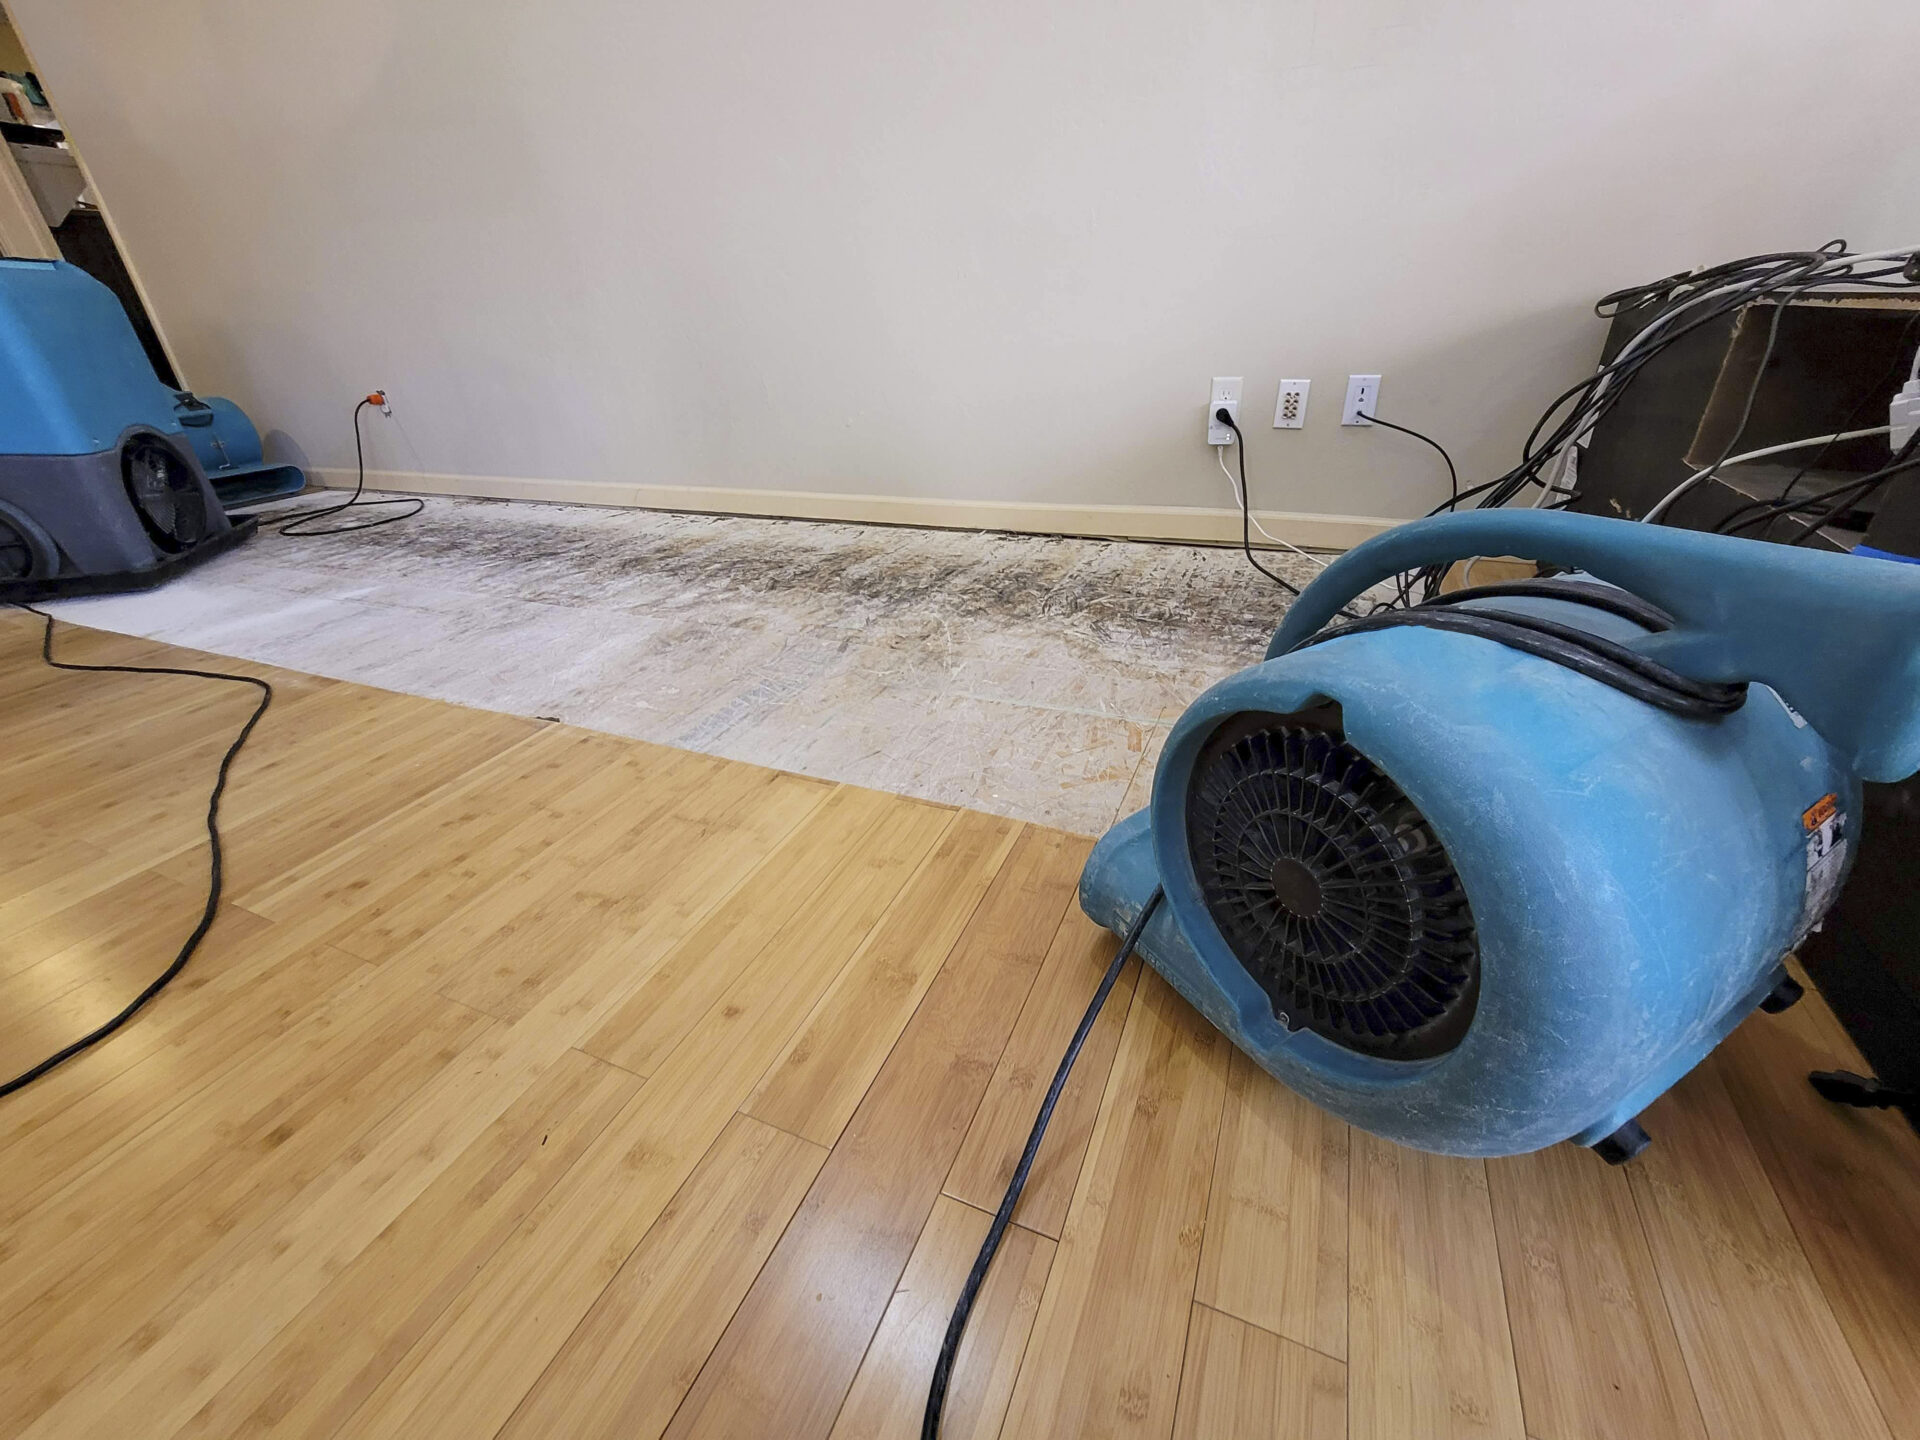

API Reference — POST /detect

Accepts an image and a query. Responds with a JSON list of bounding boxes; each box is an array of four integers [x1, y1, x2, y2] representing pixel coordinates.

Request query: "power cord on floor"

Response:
[[0, 606, 272, 1099], [266, 394, 424, 537], [921, 887, 1163, 1440]]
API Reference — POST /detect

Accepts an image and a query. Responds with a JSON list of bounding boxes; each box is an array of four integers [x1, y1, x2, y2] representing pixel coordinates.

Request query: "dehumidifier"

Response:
[[1080, 508, 1920, 1159], [0, 258, 304, 600]]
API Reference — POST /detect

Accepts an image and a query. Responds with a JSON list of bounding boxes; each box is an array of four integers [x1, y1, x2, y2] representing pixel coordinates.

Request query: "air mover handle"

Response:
[[1266, 509, 1920, 783]]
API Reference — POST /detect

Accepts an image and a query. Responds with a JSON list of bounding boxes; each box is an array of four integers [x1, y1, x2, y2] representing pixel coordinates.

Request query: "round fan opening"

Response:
[[1185, 712, 1480, 1061], [122, 436, 208, 554], [0, 509, 47, 581]]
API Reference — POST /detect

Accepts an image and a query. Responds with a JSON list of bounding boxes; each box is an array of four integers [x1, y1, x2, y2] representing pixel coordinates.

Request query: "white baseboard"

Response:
[[306, 468, 1400, 551]]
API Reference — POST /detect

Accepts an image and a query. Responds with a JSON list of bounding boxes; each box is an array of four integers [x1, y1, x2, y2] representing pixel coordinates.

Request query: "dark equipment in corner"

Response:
[[1572, 289, 1920, 551], [0, 258, 305, 601]]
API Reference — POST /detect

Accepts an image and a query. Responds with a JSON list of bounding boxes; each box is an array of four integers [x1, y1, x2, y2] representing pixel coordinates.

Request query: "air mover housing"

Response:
[[1082, 510, 1920, 1158], [0, 259, 300, 599]]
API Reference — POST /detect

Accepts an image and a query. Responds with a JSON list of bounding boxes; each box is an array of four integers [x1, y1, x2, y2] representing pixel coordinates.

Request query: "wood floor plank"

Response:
[[0, 933, 368, 1223], [498, 1114, 828, 1440], [1171, 1303, 1346, 1440], [744, 809, 1023, 1146], [582, 785, 932, 1075], [0, 867, 200, 983], [0, 979, 486, 1305], [1194, 1048, 1349, 1362], [828, 1195, 1055, 1440], [944, 911, 1141, 1241], [321, 800, 956, 1440], [1715, 986, 1920, 1440], [661, 826, 1091, 1440], [11, 681, 423, 856], [151, 704, 543, 896], [1347, 1132, 1526, 1440], [175, 1048, 642, 1440], [5, 768, 832, 1440], [237, 724, 614, 919], [436, 754, 793, 1021], [996, 970, 1227, 1440], [316, 740, 712, 964], [1486, 1143, 1704, 1440], [1631, 1053, 1895, 1440], [1, 988, 498, 1436], [0, 890, 250, 1078], [0, 836, 104, 920]]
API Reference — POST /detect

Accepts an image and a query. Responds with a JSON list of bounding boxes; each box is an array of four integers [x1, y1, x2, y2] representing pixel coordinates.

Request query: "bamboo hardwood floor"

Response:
[[3, 610, 1917, 1440]]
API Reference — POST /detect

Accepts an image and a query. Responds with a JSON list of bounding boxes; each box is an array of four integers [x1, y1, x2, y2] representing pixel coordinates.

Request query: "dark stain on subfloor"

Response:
[[260, 496, 1313, 657]]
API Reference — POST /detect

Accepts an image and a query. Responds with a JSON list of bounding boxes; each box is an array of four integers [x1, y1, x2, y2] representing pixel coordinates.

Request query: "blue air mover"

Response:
[[0, 258, 305, 600], [1080, 509, 1920, 1160]]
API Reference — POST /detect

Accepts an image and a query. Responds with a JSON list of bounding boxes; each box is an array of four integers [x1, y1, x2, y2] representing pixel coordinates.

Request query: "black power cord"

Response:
[[268, 395, 424, 537], [1214, 410, 1362, 620], [0, 606, 272, 1099], [1214, 409, 1303, 600], [922, 887, 1163, 1440], [1364, 413, 1458, 506]]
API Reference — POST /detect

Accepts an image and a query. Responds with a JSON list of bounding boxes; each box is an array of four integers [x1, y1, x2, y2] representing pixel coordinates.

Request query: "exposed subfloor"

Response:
[[44, 494, 1324, 834]]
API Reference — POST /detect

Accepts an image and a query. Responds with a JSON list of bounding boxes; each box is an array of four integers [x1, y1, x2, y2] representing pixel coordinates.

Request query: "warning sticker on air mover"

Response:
[[1802, 791, 1848, 925]]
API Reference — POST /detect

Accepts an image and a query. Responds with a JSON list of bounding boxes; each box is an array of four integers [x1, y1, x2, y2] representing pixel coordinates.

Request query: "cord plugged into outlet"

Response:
[[1207, 377, 1243, 445]]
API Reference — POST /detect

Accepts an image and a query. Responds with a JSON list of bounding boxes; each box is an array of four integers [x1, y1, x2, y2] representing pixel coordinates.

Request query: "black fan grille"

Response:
[[1186, 719, 1479, 1060], [122, 438, 208, 554]]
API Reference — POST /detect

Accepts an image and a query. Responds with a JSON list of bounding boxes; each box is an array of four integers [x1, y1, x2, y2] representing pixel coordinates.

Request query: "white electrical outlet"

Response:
[[1273, 379, 1311, 429], [1342, 373, 1380, 426], [1207, 376, 1244, 446]]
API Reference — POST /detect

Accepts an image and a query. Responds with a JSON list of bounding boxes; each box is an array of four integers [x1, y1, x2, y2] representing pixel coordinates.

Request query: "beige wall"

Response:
[[8, 0, 1918, 523]]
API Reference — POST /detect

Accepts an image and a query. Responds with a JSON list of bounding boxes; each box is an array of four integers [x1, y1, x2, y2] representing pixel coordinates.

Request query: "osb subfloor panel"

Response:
[[43, 495, 1325, 835], [5, 611, 1918, 1440]]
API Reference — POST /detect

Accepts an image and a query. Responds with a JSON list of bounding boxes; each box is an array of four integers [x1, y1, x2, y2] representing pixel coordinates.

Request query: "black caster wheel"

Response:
[[1760, 974, 1805, 1014], [1590, 1117, 1651, 1165]]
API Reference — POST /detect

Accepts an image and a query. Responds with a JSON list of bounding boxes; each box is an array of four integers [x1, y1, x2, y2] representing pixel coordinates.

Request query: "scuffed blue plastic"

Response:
[[1082, 509, 1914, 1156], [0, 258, 301, 501]]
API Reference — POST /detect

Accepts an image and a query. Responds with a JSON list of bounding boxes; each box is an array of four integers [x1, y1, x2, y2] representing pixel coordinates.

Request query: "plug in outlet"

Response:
[[1342, 374, 1380, 426], [1892, 377, 1920, 451], [1207, 377, 1243, 445], [1273, 379, 1310, 429]]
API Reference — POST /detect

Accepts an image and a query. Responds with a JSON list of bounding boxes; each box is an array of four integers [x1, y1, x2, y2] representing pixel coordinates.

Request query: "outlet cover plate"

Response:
[[1342, 374, 1380, 426], [1208, 376, 1244, 445], [1274, 379, 1310, 429]]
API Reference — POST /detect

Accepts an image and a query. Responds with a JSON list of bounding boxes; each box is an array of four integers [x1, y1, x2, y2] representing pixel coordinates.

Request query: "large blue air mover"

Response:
[[1080, 509, 1920, 1160], [0, 258, 305, 600]]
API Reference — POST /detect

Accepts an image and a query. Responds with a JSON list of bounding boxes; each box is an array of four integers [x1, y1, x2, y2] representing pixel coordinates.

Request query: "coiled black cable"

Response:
[[1417, 578, 1675, 632], [0, 606, 272, 1099], [922, 887, 1163, 1440], [1289, 600, 1746, 720]]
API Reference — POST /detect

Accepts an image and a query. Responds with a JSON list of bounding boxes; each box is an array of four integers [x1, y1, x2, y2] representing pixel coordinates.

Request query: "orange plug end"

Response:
[[367, 391, 387, 406]]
